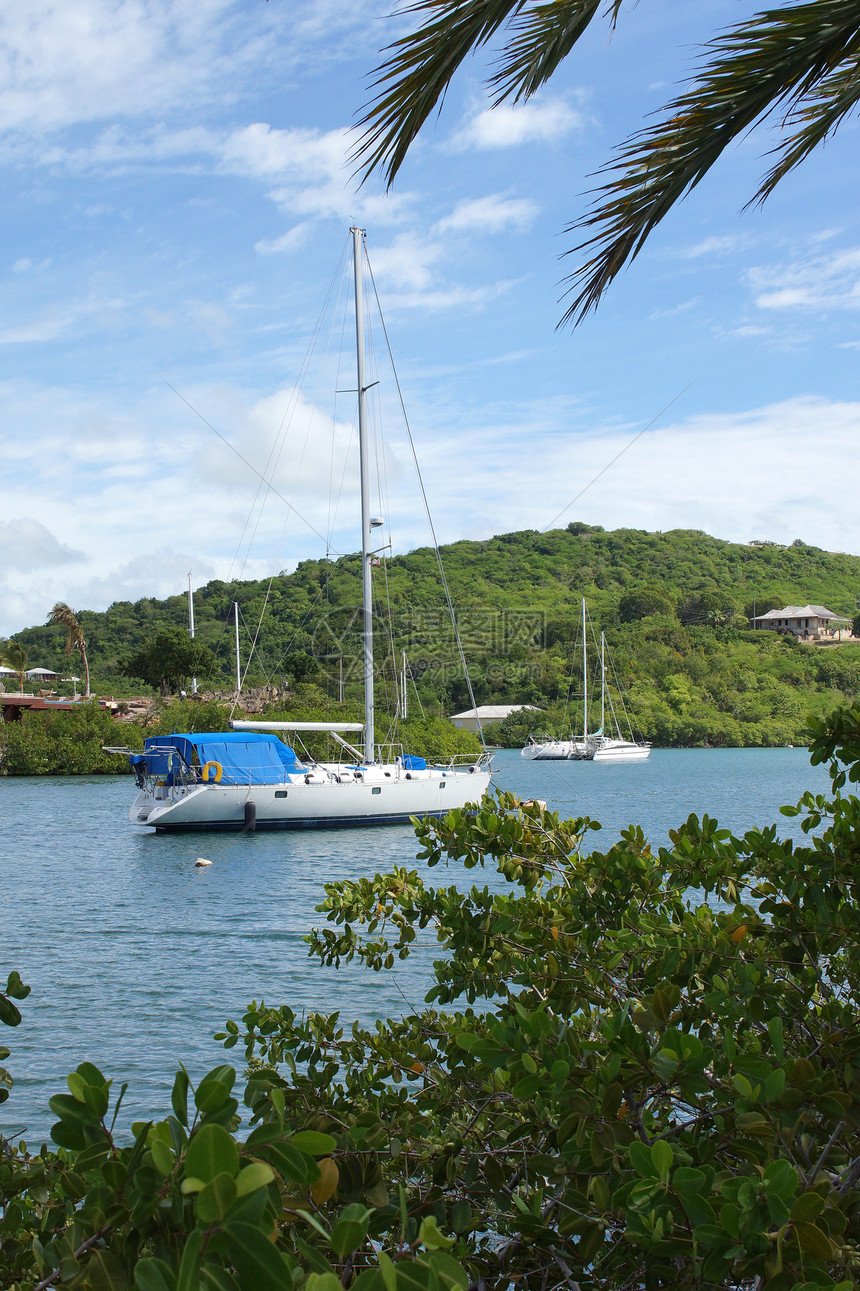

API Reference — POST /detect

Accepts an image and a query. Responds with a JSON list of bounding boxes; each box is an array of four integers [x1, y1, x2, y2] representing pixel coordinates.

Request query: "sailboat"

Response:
[[588, 630, 651, 763], [119, 228, 493, 832], [521, 600, 650, 763]]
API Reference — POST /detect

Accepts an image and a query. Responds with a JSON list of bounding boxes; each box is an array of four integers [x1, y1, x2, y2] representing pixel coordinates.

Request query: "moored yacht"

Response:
[[115, 228, 492, 831]]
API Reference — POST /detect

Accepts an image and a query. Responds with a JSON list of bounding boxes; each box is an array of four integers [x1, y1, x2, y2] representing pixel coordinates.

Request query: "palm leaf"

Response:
[[356, 0, 525, 186], [489, 0, 620, 104], [562, 0, 860, 324]]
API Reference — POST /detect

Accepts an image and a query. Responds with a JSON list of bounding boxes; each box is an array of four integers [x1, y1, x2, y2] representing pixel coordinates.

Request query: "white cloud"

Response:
[[0, 518, 84, 573], [648, 297, 700, 320], [0, 1, 381, 142], [451, 95, 584, 151], [0, 290, 128, 345], [749, 245, 860, 311], [369, 234, 444, 291], [255, 224, 314, 256], [680, 235, 743, 260], [436, 195, 539, 235], [5, 372, 856, 639]]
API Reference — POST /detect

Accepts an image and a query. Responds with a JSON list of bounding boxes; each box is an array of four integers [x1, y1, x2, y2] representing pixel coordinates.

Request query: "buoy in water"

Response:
[[195, 858, 212, 868]]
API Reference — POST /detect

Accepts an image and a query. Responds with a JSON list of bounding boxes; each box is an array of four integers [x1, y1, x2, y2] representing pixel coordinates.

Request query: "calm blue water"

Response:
[[0, 748, 830, 1138]]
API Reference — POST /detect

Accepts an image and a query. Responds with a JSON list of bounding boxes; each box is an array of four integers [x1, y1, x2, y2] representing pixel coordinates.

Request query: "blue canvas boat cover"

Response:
[[140, 732, 304, 784]]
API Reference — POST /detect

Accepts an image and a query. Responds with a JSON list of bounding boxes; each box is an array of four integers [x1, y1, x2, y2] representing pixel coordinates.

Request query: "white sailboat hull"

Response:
[[521, 740, 589, 761], [591, 739, 651, 763], [130, 762, 492, 832]]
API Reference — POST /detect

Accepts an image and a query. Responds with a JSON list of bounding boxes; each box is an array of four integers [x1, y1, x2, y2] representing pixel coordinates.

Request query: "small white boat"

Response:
[[521, 601, 650, 764], [118, 228, 492, 832], [590, 736, 651, 763], [521, 737, 588, 761]]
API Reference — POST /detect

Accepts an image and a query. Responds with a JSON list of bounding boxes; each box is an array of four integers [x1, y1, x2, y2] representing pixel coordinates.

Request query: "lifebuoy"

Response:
[[201, 760, 223, 783]]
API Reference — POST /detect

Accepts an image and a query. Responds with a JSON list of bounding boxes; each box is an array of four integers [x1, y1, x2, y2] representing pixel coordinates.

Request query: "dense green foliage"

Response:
[[5, 704, 860, 1287], [122, 630, 217, 698], [4, 525, 859, 748], [0, 695, 479, 776]]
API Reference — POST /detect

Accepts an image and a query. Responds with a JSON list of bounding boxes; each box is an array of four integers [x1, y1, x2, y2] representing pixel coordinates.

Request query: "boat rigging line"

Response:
[[161, 379, 339, 554], [541, 380, 696, 533]]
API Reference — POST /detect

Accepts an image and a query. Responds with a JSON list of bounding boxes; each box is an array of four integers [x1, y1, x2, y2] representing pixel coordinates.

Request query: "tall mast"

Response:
[[234, 601, 241, 694], [352, 226, 374, 763], [188, 571, 197, 695], [600, 631, 605, 734], [582, 597, 588, 740]]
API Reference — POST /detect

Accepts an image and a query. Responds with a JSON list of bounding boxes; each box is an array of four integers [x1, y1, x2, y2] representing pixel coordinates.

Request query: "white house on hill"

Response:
[[752, 605, 849, 640], [449, 704, 541, 732]]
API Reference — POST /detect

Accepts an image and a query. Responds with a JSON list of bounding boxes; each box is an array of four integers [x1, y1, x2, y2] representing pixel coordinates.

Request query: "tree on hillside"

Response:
[[618, 585, 675, 622], [356, 0, 860, 323], [122, 628, 215, 697], [0, 640, 29, 692], [677, 589, 737, 628], [48, 602, 90, 698]]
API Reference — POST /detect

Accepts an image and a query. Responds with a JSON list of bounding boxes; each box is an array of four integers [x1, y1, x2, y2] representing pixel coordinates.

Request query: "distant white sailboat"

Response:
[[522, 599, 594, 761], [115, 228, 492, 831], [587, 630, 651, 763], [522, 602, 650, 763]]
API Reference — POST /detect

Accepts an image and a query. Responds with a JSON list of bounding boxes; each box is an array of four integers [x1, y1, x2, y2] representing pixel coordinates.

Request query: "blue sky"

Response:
[[1, 0, 859, 638]]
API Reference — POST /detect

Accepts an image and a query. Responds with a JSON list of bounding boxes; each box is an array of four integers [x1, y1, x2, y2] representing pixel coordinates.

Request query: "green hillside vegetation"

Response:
[[4, 524, 860, 751]]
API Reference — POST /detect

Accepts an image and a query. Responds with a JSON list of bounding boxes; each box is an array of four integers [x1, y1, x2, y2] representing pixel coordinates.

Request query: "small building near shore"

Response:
[[752, 605, 850, 640], [449, 704, 541, 732]]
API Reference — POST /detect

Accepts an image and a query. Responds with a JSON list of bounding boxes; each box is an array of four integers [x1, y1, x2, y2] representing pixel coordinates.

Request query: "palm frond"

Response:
[[49, 601, 85, 657], [757, 51, 860, 197], [489, 0, 619, 104], [562, 0, 860, 325], [356, 0, 525, 186]]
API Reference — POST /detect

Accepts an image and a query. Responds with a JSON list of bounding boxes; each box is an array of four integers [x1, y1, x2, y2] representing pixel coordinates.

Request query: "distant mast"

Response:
[[188, 571, 197, 695], [352, 225, 374, 763], [234, 602, 241, 694], [582, 597, 588, 741]]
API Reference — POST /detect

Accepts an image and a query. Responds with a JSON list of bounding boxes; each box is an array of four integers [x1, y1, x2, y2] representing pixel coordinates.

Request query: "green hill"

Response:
[[7, 524, 860, 747]]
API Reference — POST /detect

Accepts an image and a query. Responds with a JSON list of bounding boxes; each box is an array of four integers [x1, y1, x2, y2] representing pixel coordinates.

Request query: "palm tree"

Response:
[[356, 0, 860, 324], [48, 603, 90, 698], [0, 641, 29, 693]]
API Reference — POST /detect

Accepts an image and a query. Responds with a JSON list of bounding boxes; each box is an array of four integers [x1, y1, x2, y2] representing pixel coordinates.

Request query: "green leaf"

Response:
[[331, 1204, 373, 1258], [48, 1092, 100, 1128], [5, 970, 30, 1000], [673, 1167, 706, 1193], [223, 1221, 291, 1291], [289, 1130, 337, 1156], [423, 1251, 469, 1290], [200, 1267, 240, 1291], [235, 1162, 275, 1197], [184, 1123, 239, 1184], [150, 1139, 174, 1178], [0, 995, 23, 1027], [392, 1261, 435, 1291], [197, 1171, 238, 1223], [258, 1140, 312, 1184], [171, 1069, 189, 1127], [764, 1158, 797, 1199], [791, 1191, 825, 1222], [793, 1220, 834, 1260], [418, 1215, 455, 1250], [134, 1257, 177, 1291], [628, 1139, 657, 1178], [651, 1139, 673, 1179], [176, 1230, 203, 1291], [379, 1252, 397, 1291], [84, 1248, 130, 1289], [195, 1079, 233, 1114], [305, 1276, 342, 1291]]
